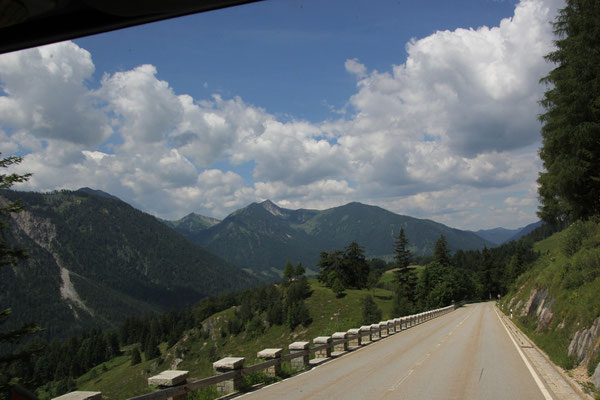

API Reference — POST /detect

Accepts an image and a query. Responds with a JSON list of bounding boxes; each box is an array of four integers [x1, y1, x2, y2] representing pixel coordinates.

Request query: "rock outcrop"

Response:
[[568, 317, 600, 366], [515, 288, 554, 331]]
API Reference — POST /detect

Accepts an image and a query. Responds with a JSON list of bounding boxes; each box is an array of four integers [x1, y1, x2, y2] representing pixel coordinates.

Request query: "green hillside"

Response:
[[181, 200, 492, 278], [500, 220, 600, 390], [0, 189, 257, 341], [46, 279, 395, 399]]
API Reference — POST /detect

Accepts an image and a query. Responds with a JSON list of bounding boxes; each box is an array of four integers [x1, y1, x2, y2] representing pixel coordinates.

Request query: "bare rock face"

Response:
[[568, 317, 600, 366], [519, 288, 554, 331], [592, 361, 600, 388]]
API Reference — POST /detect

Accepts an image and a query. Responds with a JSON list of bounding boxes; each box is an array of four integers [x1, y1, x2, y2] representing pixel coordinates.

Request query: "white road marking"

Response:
[[493, 306, 554, 400]]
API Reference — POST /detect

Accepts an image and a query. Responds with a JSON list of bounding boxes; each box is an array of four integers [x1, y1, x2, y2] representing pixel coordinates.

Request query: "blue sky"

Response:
[[0, 0, 563, 230]]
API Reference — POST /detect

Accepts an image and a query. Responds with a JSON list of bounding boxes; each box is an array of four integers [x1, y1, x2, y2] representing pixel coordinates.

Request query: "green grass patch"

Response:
[[69, 279, 395, 399], [502, 220, 600, 372]]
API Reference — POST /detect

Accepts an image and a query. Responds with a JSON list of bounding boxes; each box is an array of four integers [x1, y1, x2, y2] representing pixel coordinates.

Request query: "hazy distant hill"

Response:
[[176, 200, 492, 278], [473, 227, 521, 245], [473, 221, 543, 245], [0, 189, 256, 340], [507, 221, 544, 242]]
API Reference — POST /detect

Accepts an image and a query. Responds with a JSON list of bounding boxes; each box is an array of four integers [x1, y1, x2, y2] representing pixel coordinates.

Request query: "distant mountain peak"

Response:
[[261, 199, 286, 217]]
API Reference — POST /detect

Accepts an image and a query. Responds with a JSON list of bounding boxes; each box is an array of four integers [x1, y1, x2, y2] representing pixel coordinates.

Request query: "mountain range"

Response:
[[1, 187, 534, 339], [0, 189, 256, 340], [472, 221, 543, 245], [166, 200, 494, 279]]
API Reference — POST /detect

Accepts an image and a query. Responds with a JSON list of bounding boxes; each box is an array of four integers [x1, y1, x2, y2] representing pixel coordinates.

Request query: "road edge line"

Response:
[[493, 305, 554, 400], [497, 306, 591, 400]]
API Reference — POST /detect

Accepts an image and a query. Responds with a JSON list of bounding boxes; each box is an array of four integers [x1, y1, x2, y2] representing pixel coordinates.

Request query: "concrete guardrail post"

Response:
[[347, 328, 361, 348], [257, 348, 282, 377], [52, 391, 102, 400], [313, 336, 332, 359], [332, 332, 348, 353], [359, 325, 372, 344], [388, 320, 396, 334], [379, 321, 388, 337], [289, 341, 310, 370], [147, 370, 189, 400], [370, 324, 380, 341], [213, 357, 245, 394]]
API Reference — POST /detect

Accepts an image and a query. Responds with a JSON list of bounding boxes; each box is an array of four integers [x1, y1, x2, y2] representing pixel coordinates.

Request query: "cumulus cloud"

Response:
[[98, 64, 182, 147], [344, 0, 561, 156], [0, 0, 560, 229], [0, 42, 111, 147]]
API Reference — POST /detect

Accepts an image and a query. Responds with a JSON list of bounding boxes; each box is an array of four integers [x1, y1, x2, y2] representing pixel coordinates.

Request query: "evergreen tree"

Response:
[[393, 229, 415, 303], [537, 0, 600, 224], [0, 155, 42, 396], [332, 277, 345, 298], [317, 249, 344, 287], [294, 262, 305, 277], [394, 229, 411, 270], [342, 242, 370, 289], [130, 346, 141, 366], [266, 301, 284, 326], [283, 261, 295, 281], [287, 301, 311, 330], [433, 235, 451, 267], [144, 335, 160, 360], [361, 295, 382, 325]]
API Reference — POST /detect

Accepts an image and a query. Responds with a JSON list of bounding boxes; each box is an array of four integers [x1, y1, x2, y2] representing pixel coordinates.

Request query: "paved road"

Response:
[[239, 302, 554, 400]]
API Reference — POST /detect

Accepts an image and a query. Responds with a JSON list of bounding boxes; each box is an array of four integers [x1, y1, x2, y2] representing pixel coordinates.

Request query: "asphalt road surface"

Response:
[[239, 302, 554, 400]]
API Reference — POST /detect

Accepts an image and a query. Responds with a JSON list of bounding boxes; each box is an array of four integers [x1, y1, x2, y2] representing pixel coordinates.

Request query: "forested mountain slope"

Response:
[[0, 189, 257, 340], [177, 200, 492, 277]]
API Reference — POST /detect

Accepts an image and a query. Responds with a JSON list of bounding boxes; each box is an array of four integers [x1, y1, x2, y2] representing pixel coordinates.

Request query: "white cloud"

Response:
[[344, 58, 367, 78], [0, 0, 561, 229], [0, 42, 111, 147], [97, 64, 182, 147]]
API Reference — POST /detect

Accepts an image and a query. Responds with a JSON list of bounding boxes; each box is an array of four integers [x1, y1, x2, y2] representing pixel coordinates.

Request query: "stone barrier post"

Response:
[[332, 332, 348, 353], [289, 341, 310, 370], [379, 321, 388, 337], [313, 336, 332, 358], [213, 358, 245, 394], [370, 324, 380, 340], [387, 320, 395, 334], [359, 325, 372, 344], [52, 392, 102, 400], [147, 370, 189, 400], [347, 328, 361, 348], [257, 348, 282, 377]]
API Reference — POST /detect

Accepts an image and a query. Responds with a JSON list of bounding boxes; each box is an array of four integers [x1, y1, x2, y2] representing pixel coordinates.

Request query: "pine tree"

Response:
[[283, 261, 294, 281], [294, 262, 305, 277], [537, 0, 600, 224], [130, 346, 141, 366], [394, 229, 411, 269], [361, 295, 382, 325], [433, 235, 451, 267], [144, 335, 160, 360], [332, 277, 345, 298], [393, 229, 414, 302], [0, 155, 42, 396]]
